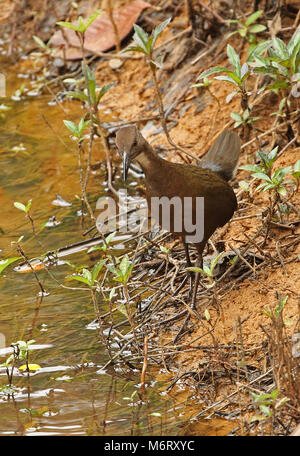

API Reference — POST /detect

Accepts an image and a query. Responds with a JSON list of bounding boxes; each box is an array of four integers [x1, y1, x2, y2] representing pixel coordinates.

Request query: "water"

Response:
[[0, 53, 201, 437]]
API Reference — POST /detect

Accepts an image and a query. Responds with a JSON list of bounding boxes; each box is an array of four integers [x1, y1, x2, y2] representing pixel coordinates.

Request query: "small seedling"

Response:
[[107, 255, 134, 285], [14, 199, 36, 235], [231, 108, 260, 128], [63, 118, 90, 141], [186, 252, 223, 287], [57, 10, 101, 35], [66, 259, 107, 287], [195, 45, 251, 110], [227, 10, 267, 45], [0, 257, 22, 275], [249, 389, 289, 422]]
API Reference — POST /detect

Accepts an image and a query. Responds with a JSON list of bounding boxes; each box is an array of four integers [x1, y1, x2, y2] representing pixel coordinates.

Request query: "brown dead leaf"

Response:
[[50, 0, 151, 60], [0, 1, 14, 23]]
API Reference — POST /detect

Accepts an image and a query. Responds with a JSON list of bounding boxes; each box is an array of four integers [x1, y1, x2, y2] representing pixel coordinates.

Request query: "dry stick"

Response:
[[106, 0, 120, 53], [140, 334, 149, 391], [77, 32, 95, 222], [16, 244, 46, 295], [149, 61, 200, 164], [91, 288, 113, 360], [197, 368, 274, 419], [228, 243, 256, 277], [275, 241, 288, 275], [198, 0, 228, 25]]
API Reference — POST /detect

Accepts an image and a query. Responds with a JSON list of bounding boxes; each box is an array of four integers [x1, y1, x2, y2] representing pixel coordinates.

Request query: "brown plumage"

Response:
[[116, 125, 241, 307]]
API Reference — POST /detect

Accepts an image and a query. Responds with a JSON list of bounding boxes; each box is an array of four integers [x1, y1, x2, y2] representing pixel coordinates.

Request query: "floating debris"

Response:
[[52, 194, 72, 207]]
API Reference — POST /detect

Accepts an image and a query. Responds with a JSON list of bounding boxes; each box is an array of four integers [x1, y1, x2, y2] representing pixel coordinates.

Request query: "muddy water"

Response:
[[0, 51, 237, 436], [0, 54, 193, 436]]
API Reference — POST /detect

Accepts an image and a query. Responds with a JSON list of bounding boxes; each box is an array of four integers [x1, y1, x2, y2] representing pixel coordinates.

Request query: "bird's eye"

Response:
[[132, 138, 137, 147]]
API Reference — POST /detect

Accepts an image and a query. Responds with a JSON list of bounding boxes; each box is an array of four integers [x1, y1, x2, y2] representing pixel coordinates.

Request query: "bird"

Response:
[[115, 125, 241, 308]]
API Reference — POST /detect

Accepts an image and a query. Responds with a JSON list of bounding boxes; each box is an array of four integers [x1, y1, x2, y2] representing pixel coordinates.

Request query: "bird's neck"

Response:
[[135, 142, 163, 172]]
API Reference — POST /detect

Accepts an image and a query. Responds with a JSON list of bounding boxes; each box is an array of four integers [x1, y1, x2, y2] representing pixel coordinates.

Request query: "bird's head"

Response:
[[115, 125, 146, 181]]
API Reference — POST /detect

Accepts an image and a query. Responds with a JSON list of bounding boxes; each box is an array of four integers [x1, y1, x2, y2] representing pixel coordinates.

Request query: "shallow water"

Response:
[[0, 52, 196, 437], [0, 49, 238, 437]]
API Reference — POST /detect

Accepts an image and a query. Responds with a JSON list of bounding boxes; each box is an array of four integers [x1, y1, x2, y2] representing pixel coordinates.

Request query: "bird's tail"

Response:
[[200, 130, 241, 181]]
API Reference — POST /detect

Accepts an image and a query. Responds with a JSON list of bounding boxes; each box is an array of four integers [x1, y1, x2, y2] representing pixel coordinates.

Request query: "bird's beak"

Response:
[[123, 150, 130, 182]]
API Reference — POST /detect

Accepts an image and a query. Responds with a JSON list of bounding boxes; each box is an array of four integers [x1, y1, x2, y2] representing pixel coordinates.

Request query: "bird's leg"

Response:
[[191, 243, 205, 310], [182, 238, 194, 300], [182, 238, 192, 267]]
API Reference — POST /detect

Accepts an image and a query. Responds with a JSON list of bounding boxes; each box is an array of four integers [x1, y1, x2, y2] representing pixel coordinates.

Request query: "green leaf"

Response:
[[66, 91, 89, 102], [203, 264, 211, 276], [14, 202, 26, 212], [227, 44, 241, 78], [247, 40, 271, 62], [133, 24, 149, 54], [196, 66, 231, 80], [210, 253, 223, 273], [240, 164, 261, 172], [33, 35, 47, 49], [0, 257, 21, 275], [245, 10, 263, 27], [231, 112, 242, 122], [96, 82, 115, 104], [248, 24, 266, 34], [25, 200, 32, 213], [272, 37, 289, 60], [56, 21, 79, 31], [91, 259, 106, 285], [151, 17, 172, 48], [277, 186, 287, 196], [204, 309, 210, 321], [239, 180, 249, 191], [66, 273, 91, 286], [294, 159, 300, 173], [85, 9, 101, 30], [109, 287, 116, 300], [119, 255, 132, 279], [259, 404, 272, 417], [186, 266, 205, 274], [291, 36, 300, 73], [63, 120, 78, 135], [214, 74, 240, 85], [252, 172, 271, 181]]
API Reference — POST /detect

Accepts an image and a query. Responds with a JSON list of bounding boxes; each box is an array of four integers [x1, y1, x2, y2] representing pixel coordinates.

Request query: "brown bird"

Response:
[[116, 126, 241, 307]]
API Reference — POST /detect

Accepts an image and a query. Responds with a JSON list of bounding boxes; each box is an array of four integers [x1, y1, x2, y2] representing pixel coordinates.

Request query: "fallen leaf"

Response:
[[50, 1, 151, 60]]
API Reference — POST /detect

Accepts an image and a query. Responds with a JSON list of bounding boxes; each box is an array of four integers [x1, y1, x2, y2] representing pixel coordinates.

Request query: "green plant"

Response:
[[123, 18, 196, 160], [251, 33, 300, 93], [63, 118, 90, 141], [227, 10, 267, 45], [0, 257, 22, 275], [14, 199, 36, 235], [58, 10, 115, 221], [250, 389, 289, 422], [57, 10, 101, 34], [66, 259, 107, 287], [186, 252, 223, 288], [291, 159, 300, 191], [240, 147, 296, 198], [231, 108, 259, 128], [195, 44, 251, 110], [107, 255, 134, 285], [124, 18, 171, 68], [87, 231, 116, 255], [32, 35, 54, 56], [0, 339, 36, 388]]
